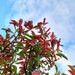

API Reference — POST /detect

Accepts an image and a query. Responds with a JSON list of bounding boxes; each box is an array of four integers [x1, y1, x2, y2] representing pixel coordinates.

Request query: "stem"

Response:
[[24, 64, 27, 75], [29, 72, 31, 75]]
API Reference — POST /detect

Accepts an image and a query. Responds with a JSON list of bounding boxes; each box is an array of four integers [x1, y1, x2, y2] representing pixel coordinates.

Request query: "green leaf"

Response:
[[68, 65, 75, 74], [12, 65, 17, 74], [56, 53, 68, 60], [22, 35, 30, 40], [45, 73, 49, 75], [38, 56, 42, 60], [31, 31, 35, 36], [60, 44, 63, 46], [55, 64, 58, 74], [17, 42, 23, 47], [16, 29, 19, 32], [16, 42, 23, 50], [0, 60, 6, 65], [62, 73, 67, 75], [17, 51, 25, 58], [48, 65, 50, 70], [34, 57, 39, 61], [29, 59, 33, 71], [34, 43, 42, 53], [6, 33, 10, 39], [24, 34, 32, 38]]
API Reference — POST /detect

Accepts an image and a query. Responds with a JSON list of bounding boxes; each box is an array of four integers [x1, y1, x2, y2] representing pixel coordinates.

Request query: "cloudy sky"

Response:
[[0, 0, 75, 75]]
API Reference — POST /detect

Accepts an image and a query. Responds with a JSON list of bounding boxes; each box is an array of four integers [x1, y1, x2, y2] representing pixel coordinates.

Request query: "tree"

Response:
[[0, 18, 68, 75]]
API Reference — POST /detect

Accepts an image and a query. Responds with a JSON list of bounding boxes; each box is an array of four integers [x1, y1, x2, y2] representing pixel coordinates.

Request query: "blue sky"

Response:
[[0, 0, 75, 75]]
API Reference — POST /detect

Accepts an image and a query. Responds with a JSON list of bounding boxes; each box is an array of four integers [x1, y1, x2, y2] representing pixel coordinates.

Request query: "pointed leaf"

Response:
[[45, 73, 49, 75], [68, 70, 75, 75], [29, 59, 33, 71], [56, 53, 68, 60], [55, 64, 58, 74], [62, 73, 67, 75], [6, 33, 10, 39], [12, 65, 17, 74], [17, 51, 25, 58], [68, 65, 75, 74], [24, 34, 32, 38], [31, 31, 35, 36]]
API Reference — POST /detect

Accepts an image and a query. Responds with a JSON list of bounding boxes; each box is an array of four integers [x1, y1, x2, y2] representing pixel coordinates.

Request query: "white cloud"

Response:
[[53, 3, 70, 21]]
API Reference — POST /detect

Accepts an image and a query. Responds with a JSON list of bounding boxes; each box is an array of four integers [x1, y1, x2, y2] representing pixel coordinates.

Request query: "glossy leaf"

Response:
[[24, 33, 32, 38], [55, 64, 58, 74], [68, 65, 75, 74], [68, 70, 75, 75], [12, 65, 17, 74], [62, 73, 67, 75], [29, 59, 33, 71], [6, 33, 10, 39], [17, 51, 25, 58], [56, 53, 68, 60], [16, 42, 23, 50]]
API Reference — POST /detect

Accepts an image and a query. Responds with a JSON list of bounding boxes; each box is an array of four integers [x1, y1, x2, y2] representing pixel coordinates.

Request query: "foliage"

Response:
[[68, 65, 75, 75], [0, 18, 68, 75]]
